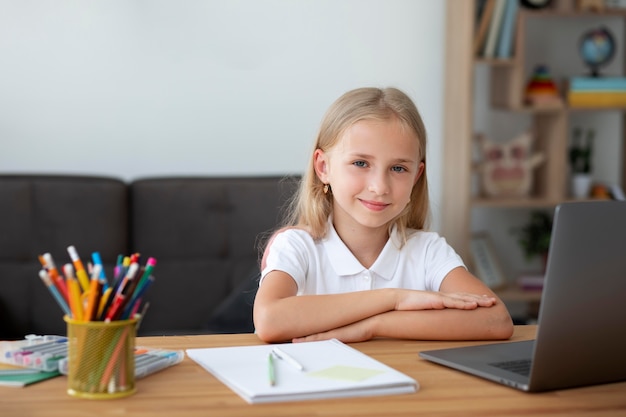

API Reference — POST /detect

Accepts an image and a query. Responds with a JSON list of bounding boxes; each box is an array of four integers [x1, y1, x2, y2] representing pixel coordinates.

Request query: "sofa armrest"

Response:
[[0, 175, 128, 338]]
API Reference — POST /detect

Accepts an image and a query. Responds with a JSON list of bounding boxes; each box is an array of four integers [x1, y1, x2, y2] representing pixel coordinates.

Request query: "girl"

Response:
[[254, 87, 513, 343]]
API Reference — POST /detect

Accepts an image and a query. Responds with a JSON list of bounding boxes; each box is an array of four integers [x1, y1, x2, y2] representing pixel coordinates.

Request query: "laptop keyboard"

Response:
[[489, 359, 532, 377]]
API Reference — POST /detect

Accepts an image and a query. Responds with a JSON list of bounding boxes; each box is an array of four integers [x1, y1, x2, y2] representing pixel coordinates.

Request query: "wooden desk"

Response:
[[3, 326, 625, 416]]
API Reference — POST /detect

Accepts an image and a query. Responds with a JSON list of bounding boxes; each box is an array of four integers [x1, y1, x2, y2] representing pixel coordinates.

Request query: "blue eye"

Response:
[[392, 166, 407, 173], [353, 161, 368, 168]]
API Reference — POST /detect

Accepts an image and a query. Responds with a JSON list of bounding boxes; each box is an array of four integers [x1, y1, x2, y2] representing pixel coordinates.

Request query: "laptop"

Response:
[[419, 201, 626, 392]]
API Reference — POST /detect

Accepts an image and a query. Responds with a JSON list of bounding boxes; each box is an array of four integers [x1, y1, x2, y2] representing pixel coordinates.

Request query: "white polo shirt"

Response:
[[260, 221, 465, 294]]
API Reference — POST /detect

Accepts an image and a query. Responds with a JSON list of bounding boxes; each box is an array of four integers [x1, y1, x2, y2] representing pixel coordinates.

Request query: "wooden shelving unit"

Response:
[[442, 0, 626, 316]]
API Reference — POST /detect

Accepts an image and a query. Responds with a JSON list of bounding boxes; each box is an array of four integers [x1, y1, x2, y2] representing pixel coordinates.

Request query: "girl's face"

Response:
[[314, 117, 425, 234]]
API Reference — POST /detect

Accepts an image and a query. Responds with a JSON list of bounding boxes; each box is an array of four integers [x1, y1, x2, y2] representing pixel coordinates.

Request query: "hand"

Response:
[[395, 290, 496, 311]]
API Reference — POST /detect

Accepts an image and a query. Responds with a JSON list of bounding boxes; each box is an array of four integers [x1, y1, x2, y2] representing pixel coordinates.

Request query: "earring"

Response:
[[323, 184, 330, 194]]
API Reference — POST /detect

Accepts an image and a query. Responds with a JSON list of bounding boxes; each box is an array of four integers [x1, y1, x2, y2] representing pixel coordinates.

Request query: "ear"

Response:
[[313, 149, 330, 183], [414, 162, 425, 185]]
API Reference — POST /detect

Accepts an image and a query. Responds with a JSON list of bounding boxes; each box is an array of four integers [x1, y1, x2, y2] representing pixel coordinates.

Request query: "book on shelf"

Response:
[[568, 91, 626, 107], [186, 338, 418, 404], [496, 0, 519, 59], [483, 0, 507, 58], [474, 0, 496, 55], [605, 0, 626, 9], [475, 0, 488, 25], [516, 272, 545, 291], [569, 76, 626, 91], [610, 184, 626, 201]]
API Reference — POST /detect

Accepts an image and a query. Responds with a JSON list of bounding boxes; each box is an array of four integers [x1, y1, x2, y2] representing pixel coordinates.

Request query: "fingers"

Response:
[[443, 293, 496, 310], [396, 290, 497, 311]]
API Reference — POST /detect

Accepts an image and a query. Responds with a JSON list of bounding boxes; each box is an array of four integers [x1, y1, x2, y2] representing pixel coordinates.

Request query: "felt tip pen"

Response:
[[91, 252, 104, 275], [104, 293, 126, 321], [135, 258, 157, 294], [22, 352, 66, 371], [272, 347, 305, 371], [0, 368, 40, 376], [97, 287, 113, 320], [38, 270, 71, 317], [67, 245, 90, 293], [84, 264, 103, 321], [64, 264, 84, 321], [41, 253, 69, 302], [10, 338, 68, 353], [122, 275, 155, 320], [21, 343, 67, 356], [134, 351, 183, 379], [113, 254, 124, 280]]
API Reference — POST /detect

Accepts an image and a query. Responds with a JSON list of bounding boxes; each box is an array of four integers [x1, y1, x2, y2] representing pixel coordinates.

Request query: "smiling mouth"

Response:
[[359, 199, 390, 211]]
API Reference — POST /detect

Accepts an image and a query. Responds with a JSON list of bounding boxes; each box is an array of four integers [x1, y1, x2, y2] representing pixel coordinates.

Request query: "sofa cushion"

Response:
[[129, 176, 298, 335]]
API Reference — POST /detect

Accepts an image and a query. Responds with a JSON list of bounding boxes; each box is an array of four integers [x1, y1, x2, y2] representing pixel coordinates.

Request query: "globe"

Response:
[[579, 27, 616, 77]]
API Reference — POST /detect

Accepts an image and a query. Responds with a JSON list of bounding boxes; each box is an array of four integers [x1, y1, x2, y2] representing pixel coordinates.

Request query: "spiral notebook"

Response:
[[186, 338, 418, 404]]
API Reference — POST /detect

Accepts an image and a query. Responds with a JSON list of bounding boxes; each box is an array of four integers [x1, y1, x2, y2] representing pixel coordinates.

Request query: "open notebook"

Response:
[[186, 338, 418, 404]]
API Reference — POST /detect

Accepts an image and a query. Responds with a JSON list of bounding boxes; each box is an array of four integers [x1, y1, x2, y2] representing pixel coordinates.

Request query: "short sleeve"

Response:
[[422, 235, 466, 291], [260, 229, 314, 293]]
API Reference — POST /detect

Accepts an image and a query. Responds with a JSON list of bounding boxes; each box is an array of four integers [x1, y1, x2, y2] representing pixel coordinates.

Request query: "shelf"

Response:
[[567, 106, 626, 112], [475, 58, 516, 67], [495, 285, 542, 303], [471, 197, 560, 208], [442, 1, 626, 322], [522, 10, 626, 18], [491, 103, 565, 112]]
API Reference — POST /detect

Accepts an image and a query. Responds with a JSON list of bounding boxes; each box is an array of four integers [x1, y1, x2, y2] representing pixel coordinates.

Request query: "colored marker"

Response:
[[67, 245, 90, 292], [84, 264, 103, 321], [97, 287, 113, 320], [41, 253, 69, 303], [134, 351, 183, 379], [38, 269, 71, 317], [122, 275, 155, 319], [91, 251, 108, 286], [64, 263, 84, 321], [135, 258, 157, 297]]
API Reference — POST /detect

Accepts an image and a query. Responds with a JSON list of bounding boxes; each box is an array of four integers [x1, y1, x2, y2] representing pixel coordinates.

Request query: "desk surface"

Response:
[[3, 325, 625, 417]]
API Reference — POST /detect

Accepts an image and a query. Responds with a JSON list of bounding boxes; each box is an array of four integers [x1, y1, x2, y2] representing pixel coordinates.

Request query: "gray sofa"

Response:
[[0, 174, 299, 339]]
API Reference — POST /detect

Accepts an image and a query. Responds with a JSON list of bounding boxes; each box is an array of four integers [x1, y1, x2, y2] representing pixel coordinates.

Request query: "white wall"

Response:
[[0, 0, 446, 229]]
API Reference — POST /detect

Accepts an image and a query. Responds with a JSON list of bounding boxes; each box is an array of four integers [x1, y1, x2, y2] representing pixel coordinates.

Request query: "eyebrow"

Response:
[[349, 152, 418, 164]]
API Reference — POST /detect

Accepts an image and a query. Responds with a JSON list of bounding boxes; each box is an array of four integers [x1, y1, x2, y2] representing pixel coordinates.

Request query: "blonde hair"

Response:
[[283, 87, 430, 243]]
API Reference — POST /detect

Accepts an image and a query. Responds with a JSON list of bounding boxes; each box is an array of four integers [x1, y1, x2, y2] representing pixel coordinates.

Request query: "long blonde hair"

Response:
[[285, 87, 430, 242]]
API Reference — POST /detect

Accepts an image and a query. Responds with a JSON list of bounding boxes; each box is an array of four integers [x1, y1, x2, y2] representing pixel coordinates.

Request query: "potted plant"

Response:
[[569, 127, 594, 198], [512, 210, 553, 271]]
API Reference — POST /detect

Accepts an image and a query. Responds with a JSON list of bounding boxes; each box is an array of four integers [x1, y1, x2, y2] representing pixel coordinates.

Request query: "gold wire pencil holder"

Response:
[[65, 316, 137, 399]]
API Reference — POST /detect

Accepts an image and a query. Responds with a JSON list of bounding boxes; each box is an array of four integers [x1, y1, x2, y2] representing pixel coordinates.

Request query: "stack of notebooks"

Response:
[[568, 77, 626, 108]]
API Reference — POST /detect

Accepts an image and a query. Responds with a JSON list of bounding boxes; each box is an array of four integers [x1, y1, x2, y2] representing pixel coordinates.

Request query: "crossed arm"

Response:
[[253, 266, 514, 343]]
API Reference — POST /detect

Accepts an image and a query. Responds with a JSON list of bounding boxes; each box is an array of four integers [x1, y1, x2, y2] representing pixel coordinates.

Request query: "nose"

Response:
[[368, 170, 390, 196]]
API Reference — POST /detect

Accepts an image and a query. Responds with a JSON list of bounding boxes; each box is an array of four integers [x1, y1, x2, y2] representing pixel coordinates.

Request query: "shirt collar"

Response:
[[322, 218, 401, 280]]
